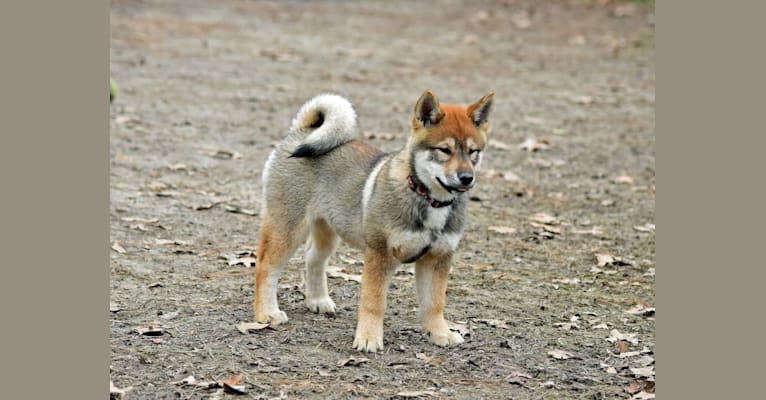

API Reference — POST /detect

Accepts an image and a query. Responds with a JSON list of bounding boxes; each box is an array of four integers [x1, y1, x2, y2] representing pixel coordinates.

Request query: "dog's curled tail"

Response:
[[288, 94, 357, 158]]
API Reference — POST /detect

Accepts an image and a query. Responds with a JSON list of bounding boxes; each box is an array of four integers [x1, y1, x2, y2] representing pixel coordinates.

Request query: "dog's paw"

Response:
[[428, 329, 464, 348], [306, 297, 336, 314], [353, 333, 384, 353], [255, 310, 289, 326]]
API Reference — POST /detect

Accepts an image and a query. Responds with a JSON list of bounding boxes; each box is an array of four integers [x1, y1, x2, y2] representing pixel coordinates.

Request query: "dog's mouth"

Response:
[[436, 177, 472, 193]]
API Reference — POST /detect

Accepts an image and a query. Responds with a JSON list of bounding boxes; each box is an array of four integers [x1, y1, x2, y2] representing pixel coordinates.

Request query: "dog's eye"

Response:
[[436, 148, 452, 155]]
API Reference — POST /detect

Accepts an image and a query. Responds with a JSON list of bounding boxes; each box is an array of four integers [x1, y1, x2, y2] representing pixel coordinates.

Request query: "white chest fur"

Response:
[[423, 206, 450, 230]]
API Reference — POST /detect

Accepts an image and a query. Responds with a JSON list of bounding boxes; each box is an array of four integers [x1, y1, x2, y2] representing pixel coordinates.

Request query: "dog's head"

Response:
[[409, 90, 493, 197]]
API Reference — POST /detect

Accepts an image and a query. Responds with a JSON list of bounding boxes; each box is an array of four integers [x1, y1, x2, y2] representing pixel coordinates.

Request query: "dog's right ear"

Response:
[[413, 90, 445, 128]]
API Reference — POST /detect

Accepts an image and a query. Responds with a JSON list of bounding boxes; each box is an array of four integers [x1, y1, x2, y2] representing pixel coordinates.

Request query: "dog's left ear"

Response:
[[467, 92, 494, 127], [413, 90, 445, 128]]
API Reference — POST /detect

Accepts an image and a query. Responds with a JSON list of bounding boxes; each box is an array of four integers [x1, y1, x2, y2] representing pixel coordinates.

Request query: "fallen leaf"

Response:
[[110, 381, 132, 400], [219, 374, 246, 395], [327, 267, 362, 283], [147, 282, 164, 288], [155, 239, 190, 246], [447, 321, 470, 336], [613, 175, 634, 185], [471, 263, 493, 271], [572, 226, 605, 236], [507, 371, 533, 387], [111, 241, 126, 254], [121, 217, 160, 224], [488, 226, 517, 235], [237, 322, 270, 334], [160, 310, 180, 320], [167, 163, 187, 171], [519, 137, 550, 152], [529, 212, 559, 225], [227, 257, 256, 267], [129, 223, 149, 232], [547, 349, 573, 360], [194, 202, 221, 211], [224, 205, 257, 216], [337, 355, 369, 367], [396, 390, 437, 398], [625, 305, 655, 317], [570, 95, 594, 106], [135, 323, 163, 336], [617, 340, 629, 353], [633, 224, 655, 233], [415, 352, 444, 366], [476, 318, 509, 329], [147, 181, 169, 192], [607, 329, 639, 345], [205, 149, 243, 160], [595, 253, 634, 267]]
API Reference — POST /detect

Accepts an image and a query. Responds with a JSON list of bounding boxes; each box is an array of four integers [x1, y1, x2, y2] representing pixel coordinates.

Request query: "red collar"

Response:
[[407, 175, 454, 208]]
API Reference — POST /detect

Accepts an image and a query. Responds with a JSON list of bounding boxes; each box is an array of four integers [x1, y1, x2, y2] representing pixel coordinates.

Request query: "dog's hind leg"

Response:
[[304, 218, 339, 314], [254, 214, 306, 325]]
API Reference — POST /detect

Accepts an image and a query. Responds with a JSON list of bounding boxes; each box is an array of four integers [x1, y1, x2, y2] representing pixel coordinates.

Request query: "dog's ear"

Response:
[[413, 90, 445, 127], [467, 92, 494, 128]]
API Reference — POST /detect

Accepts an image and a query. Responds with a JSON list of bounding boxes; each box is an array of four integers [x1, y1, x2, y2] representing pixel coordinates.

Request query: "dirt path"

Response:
[[110, 1, 655, 398]]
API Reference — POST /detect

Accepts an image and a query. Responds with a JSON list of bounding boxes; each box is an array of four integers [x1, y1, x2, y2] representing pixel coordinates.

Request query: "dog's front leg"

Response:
[[353, 249, 398, 352], [415, 253, 464, 347]]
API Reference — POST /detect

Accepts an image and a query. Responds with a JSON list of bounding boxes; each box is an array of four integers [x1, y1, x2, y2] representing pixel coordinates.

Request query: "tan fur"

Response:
[[254, 91, 493, 352]]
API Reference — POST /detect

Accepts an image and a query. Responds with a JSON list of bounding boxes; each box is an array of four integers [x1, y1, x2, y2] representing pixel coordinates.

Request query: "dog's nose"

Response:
[[458, 173, 474, 186]]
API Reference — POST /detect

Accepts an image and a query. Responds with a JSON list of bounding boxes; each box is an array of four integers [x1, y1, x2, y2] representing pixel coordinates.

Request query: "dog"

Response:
[[253, 90, 493, 352]]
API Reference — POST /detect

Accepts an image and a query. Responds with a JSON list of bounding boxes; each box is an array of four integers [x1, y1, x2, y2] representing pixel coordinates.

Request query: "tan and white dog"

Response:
[[254, 90, 493, 352]]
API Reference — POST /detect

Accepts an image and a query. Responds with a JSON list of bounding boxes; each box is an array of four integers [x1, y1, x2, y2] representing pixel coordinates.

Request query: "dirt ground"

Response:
[[110, 1, 655, 398]]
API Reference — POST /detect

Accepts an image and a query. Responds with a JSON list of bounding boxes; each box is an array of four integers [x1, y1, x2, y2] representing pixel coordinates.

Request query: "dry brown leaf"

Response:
[[415, 352, 444, 366], [519, 137, 550, 152], [206, 149, 243, 160], [607, 329, 639, 345], [547, 349, 573, 360], [471, 263, 493, 271], [529, 212, 559, 225], [110, 380, 133, 400], [111, 241, 126, 254], [155, 239, 190, 246], [625, 305, 655, 317], [571, 95, 594, 105], [397, 390, 437, 398], [488, 226, 517, 235], [613, 175, 635, 185], [224, 205, 257, 216], [572, 226, 605, 236], [135, 323, 164, 336], [507, 371, 533, 387], [121, 217, 160, 224], [447, 321, 470, 336], [633, 224, 655, 233], [219, 374, 246, 395], [337, 355, 369, 367], [194, 202, 221, 211], [630, 366, 655, 378], [227, 257, 256, 267], [476, 318, 509, 329], [237, 321, 270, 334], [617, 340, 629, 353], [327, 267, 362, 283]]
